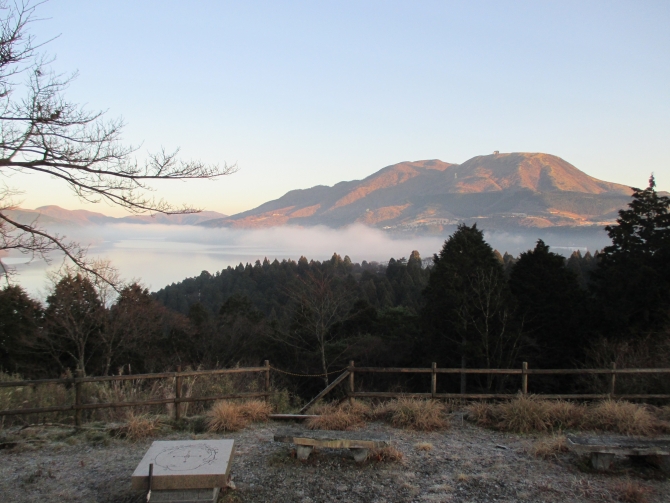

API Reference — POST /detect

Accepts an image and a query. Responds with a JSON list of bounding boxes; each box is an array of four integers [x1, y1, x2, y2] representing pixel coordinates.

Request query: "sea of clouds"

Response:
[[4, 223, 611, 300]]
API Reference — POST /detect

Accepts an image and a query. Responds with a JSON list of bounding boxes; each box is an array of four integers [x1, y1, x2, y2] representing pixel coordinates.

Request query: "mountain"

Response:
[[4, 206, 227, 227], [200, 153, 636, 232]]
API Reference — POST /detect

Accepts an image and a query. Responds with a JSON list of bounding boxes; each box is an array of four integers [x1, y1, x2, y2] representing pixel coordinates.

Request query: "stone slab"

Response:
[[132, 440, 234, 491], [274, 429, 391, 449], [149, 487, 220, 502], [567, 435, 670, 456]]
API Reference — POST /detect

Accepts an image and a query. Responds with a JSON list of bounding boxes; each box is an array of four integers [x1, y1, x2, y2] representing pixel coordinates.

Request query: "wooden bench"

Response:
[[274, 429, 391, 462], [567, 435, 670, 472]]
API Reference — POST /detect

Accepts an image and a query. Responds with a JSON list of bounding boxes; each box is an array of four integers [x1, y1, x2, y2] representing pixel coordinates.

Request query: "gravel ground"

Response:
[[1, 417, 668, 503]]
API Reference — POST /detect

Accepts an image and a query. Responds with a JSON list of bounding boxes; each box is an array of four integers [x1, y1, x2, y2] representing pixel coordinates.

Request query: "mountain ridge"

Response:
[[200, 152, 637, 232]]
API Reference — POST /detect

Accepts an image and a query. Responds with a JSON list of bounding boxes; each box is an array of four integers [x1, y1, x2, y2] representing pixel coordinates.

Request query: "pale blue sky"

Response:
[[14, 0, 670, 216]]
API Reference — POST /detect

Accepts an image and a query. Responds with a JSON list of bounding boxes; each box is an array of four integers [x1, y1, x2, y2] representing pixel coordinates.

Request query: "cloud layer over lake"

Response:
[[6, 223, 611, 299]]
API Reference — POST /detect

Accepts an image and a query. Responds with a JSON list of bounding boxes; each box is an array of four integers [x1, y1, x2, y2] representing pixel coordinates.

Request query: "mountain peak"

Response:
[[202, 152, 635, 231]]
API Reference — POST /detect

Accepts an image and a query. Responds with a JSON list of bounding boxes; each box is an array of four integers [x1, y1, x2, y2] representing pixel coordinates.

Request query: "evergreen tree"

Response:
[[594, 175, 670, 335], [422, 224, 522, 391], [0, 285, 44, 375], [509, 240, 589, 368]]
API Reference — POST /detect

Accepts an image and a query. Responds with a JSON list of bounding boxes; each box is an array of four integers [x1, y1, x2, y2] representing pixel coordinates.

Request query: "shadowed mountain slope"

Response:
[[201, 153, 635, 232]]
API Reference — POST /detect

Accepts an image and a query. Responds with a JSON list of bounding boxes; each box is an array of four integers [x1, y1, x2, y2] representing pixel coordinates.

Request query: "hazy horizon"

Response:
[[4, 223, 610, 301]]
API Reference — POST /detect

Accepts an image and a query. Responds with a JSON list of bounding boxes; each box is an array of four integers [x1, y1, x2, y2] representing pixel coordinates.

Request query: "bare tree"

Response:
[[0, 1, 235, 286], [457, 268, 525, 391], [271, 270, 352, 386]]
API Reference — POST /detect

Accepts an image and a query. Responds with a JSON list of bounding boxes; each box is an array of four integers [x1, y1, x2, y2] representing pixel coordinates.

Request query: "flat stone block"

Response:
[[296, 445, 313, 460], [132, 440, 234, 491], [350, 448, 368, 463], [149, 487, 220, 503], [590, 452, 615, 470]]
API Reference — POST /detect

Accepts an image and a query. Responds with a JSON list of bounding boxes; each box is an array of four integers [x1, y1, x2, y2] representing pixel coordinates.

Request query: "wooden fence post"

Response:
[[610, 362, 616, 397], [431, 362, 437, 398], [174, 366, 182, 421], [74, 369, 83, 427], [522, 362, 528, 395], [349, 361, 355, 404], [264, 360, 270, 401]]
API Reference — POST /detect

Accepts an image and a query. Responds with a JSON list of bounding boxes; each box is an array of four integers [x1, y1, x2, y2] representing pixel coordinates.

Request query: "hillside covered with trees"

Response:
[[2, 177, 669, 398]]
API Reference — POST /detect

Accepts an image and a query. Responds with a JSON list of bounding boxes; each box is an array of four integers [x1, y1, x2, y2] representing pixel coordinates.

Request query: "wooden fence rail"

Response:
[[0, 361, 271, 426], [347, 362, 670, 402], [3, 361, 670, 425]]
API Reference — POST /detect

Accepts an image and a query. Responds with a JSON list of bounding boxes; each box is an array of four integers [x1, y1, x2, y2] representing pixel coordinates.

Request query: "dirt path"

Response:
[[1, 419, 668, 503]]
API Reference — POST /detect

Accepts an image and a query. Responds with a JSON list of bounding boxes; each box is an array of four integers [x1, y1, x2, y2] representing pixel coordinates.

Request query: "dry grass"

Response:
[[115, 412, 162, 441], [531, 435, 568, 459], [375, 398, 449, 431], [306, 401, 369, 431], [206, 399, 272, 432], [466, 395, 665, 435], [495, 395, 553, 433], [415, 442, 433, 452], [207, 401, 248, 432], [369, 445, 404, 462], [613, 480, 653, 503], [237, 400, 272, 422], [583, 400, 659, 436]]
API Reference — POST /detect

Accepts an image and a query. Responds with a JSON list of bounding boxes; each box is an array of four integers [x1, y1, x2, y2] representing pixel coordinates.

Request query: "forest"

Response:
[[1, 177, 669, 398]]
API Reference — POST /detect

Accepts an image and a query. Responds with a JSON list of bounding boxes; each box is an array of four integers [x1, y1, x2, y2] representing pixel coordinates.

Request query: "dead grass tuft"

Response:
[[465, 401, 497, 427], [415, 442, 433, 452], [466, 396, 663, 436], [207, 401, 248, 432], [369, 445, 403, 462], [116, 412, 161, 441], [206, 399, 273, 433], [584, 400, 659, 436], [306, 400, 371, 431], [495, 395, 553, 433], [613, 480, 653, 503], [532, 435, 568, 459], [237, 400, 272, 422], [375, 398, 449, 431]]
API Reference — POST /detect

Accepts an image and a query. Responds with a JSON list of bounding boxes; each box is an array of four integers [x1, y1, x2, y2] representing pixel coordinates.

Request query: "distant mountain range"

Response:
[[10, 152, 656, 234], [200, 152, 642, 233], [5, 206, 227, 227]]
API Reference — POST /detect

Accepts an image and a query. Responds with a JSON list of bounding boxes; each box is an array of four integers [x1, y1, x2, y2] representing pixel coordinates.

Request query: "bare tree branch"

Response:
[[0, 1, 236, 288]]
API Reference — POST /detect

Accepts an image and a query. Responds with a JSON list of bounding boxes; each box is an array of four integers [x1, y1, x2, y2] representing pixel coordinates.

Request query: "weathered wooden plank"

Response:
[[0, 367, 266, 388], [352, 367, 432, 373], [274, 428, 391, 449], [351, 392, 432, 398], [435, 369, 523, 374], [298, 371, 350, 414]]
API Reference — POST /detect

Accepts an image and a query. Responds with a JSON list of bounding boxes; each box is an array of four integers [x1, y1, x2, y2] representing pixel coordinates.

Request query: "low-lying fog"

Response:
[[4, 223, 611, 299]]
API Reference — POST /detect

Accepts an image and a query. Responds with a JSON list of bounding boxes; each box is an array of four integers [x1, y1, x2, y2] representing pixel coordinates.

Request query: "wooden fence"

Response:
[[345, 361, 670, 401], [0, 362, 271, 426], [2, 361, 670, 424]]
